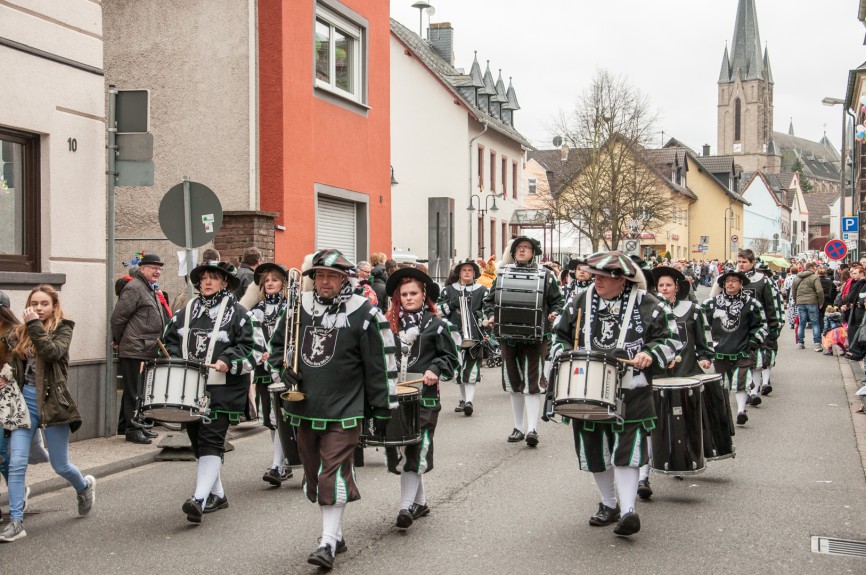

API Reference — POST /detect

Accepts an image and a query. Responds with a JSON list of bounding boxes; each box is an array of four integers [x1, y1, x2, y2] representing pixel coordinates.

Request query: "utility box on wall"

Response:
[[428, 197, 454, 282]]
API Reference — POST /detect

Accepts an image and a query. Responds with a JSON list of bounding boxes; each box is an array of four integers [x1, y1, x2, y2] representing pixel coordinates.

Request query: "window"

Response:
[[528, 177, 537, 194], [512, 162, 518, 199], [477, 215, 484, 257], [501, 221, 507, 253], [477, 145, 484, 189], [315, 3, 366, 104], [490, 151, 496, 192], [501, 157, 507, 199], [734, 98, 741, 141], [0, 128, 40, 272], [490, 217, 497, 257]]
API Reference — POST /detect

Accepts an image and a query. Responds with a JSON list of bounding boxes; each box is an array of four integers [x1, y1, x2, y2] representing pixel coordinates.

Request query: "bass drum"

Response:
[[268, 383, 302, 467], [493, 267, 547, 342], [650, 377, 705, 475], [693, 373, 736, 461]]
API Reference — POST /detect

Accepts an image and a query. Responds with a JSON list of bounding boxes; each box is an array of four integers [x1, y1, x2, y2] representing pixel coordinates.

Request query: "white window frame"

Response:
[[528, 177, 537, 194], [315, 4, 365, 104]]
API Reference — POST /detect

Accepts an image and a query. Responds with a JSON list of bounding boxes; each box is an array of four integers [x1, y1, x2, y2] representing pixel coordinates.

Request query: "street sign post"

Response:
[[825, 239, 848, 261], [619, 238, 640, 256]]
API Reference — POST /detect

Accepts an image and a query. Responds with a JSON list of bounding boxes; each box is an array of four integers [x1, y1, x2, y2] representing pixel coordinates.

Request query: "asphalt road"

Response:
[[4, 304, 866, 574]]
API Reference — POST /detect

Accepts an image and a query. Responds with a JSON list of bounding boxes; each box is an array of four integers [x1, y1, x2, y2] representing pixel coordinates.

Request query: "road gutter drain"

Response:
[[811, 536, 866, 557]]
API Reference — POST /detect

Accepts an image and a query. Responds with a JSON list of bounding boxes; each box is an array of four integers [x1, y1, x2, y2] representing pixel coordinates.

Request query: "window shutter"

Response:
[[317, 196, 357, 263]]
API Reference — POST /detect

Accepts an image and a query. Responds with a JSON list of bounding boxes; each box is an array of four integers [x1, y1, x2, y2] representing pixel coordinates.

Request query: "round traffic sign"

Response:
[[825, 239, 848, 261], [158, 180, 223, 248], [730, 234, 739, 244]]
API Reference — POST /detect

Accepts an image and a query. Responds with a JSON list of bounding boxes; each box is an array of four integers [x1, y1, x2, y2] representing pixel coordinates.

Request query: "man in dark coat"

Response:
[[111, 253, 172, 444]]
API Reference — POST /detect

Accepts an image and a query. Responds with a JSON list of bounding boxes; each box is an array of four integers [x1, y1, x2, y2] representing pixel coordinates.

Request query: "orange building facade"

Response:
[[260, 0, 391, 267]]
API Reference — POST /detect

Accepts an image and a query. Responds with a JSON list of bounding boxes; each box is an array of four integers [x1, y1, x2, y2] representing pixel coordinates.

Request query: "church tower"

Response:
[[717, 0, 776, 171]]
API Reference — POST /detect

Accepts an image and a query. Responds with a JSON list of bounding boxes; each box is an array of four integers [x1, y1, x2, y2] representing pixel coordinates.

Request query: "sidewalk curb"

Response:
[[0, 424, 267, 505], [837, 353, 866, 482]]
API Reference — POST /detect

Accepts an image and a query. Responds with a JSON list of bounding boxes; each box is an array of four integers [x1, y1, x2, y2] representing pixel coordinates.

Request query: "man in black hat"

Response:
[[703, 270, 768, 426], [269, 249, 396, 570], [552, 250, 681, 537], [483, 236, 563, 447], [438, 259, 489, 416], [562, 257, 593, 302], [111, 252, 173, 444]]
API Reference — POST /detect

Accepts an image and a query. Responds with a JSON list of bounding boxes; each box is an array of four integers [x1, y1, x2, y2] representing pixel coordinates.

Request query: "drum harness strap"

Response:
[[713, 351, 749, 361]]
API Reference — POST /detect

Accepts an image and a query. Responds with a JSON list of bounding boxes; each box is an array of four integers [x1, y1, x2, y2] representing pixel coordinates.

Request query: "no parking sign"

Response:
[[825, 239, 848, 261]]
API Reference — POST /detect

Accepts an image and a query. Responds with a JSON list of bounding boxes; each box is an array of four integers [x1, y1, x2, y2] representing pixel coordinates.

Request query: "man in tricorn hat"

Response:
[[483, 236, 563, 448], [269, 249, 397, 570], [438, 258, 489, 416], [111, 252, 173, 444], [703, 269, 768, 427], [552, 250, 682, 537]]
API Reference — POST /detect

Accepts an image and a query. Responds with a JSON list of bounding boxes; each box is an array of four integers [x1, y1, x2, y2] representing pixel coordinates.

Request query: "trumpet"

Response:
[[280, 268, 306, 402]]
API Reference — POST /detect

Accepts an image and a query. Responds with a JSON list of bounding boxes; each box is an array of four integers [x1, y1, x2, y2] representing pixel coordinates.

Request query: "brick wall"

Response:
[[214, 211, 278, 265]]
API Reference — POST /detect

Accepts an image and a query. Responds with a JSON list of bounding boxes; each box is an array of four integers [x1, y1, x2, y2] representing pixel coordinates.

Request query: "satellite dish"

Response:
[[552, 136, 563, 147], [425, 6, 436, 16]]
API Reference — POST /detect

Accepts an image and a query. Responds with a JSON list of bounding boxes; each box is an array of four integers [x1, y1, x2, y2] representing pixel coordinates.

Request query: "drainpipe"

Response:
[[468, 120, 489, 257], [248, 0, 259, 210]]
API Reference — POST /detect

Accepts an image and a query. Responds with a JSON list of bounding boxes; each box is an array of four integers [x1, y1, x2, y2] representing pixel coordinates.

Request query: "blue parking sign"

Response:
[[842, 216, 859, 233]]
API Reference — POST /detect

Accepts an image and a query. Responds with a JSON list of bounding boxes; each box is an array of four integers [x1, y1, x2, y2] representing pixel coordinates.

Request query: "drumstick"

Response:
[[398, 377, 425, 386], [156, 340, 170, 358], [573, 308, 582, 350], [666, 355, 683, 369], [617, 355, 682, 368]]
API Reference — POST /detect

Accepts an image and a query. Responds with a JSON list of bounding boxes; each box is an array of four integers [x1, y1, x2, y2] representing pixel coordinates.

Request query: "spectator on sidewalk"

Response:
[[0, 285, 96, 543], [234, 247, 261, 300], [817, 266, 837, 335], [111, 253, 172, 444], [792, 262, 824, 351]]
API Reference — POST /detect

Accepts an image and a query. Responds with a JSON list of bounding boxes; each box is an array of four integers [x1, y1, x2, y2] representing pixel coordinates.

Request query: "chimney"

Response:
[[560, 144, 569, 162], [702, 144, 711, 156], [427, 22, 454, 66]]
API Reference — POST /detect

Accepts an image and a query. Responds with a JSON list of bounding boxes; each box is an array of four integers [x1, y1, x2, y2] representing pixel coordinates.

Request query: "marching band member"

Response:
[[245, 262, 294, 487], [162, 261, 264, 523], [552, 251, 681, 537], [484, 236, 563, 447], [637, 266, 714, 499], [561, 257, 593, 303], [753, 261, 783, 395], [269, 249, 396, 570], [703, 270, 768, 427], [437, 259, 488, 416], [386, 268, 459, 529]]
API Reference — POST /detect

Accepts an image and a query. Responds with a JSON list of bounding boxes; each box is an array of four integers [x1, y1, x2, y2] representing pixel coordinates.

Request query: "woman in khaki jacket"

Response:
[[0, 285, 95, 542]]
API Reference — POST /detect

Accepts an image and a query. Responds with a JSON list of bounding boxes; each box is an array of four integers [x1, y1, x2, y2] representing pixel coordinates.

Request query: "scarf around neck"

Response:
[[313, 280, 354, 328], [199, 288, 231, 310]]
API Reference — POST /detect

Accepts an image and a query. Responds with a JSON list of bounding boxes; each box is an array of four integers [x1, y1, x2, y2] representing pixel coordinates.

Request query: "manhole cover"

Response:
[[811, 536, 866, 557]]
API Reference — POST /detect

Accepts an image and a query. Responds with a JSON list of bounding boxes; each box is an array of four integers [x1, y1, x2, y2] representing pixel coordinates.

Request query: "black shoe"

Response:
[[750, 395, 761, 407], [335, 538, 347, 554], [761, 384, 772, 396], [203, 493, 228, 513], [507, 428, 525, 443], [182, 497, 203, 523], [263, 467, 283, 487], [307, 544, 335, 569], [637, 479, 653, 500], [279, 467, 293, 482], [396, 509, 414, 529], [745, 395, 753, 406], [125, 430, 152, 445], [736, 411, 748, 425], [463, 402, 474, 416], [409, 503, 430, 519], [589, 502, 620, 526], [613, 511, 641, 536], [454, 400, 465, 413], [137, 427, 158, 439], [525, 430, 539, 447]]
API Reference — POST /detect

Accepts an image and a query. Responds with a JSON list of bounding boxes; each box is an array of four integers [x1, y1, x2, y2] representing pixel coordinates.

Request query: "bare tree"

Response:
[[750, 236, 773, 256], [543, 69, 673, 251]]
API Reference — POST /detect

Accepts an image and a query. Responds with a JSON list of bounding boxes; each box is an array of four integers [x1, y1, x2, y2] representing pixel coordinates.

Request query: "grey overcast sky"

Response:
[[390, 0, 866, 154]]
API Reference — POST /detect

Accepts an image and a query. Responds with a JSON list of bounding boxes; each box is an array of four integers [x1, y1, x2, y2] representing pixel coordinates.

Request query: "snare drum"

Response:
[[361, 384, 422, 447], [650, 377, 705, 475], [552, 351, 621, 420], [267, 383, 302, 467], [694, 373, 736, 461], [141, 358, 209, 423]]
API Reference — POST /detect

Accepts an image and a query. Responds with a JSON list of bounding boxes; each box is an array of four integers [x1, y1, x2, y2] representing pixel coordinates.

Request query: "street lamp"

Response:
[[467, 192, 499, 258], [411, 1, 433, 37], [823, 96, 848, 253]]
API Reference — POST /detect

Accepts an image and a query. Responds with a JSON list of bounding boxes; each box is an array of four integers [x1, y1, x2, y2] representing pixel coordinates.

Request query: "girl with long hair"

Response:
[[384, 268, 458, 531], [0, 285, 95, 542]]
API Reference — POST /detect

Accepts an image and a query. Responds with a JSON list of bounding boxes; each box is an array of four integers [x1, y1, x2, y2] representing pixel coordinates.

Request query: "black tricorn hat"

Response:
[[190, 261, 240, 290], [302, 249, 355, 277], [451, 258, 481, 279], [717, 270, 749, 288], [386, 267, 440, 302], [651, 266, 690, 301], [254, 262, 289, 285]]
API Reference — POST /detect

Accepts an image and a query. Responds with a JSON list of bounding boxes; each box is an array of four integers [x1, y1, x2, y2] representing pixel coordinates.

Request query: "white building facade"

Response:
[[741, 172, 791, 257]]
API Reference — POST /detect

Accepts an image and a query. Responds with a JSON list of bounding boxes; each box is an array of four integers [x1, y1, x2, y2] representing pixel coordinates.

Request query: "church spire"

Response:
[[723, 0, 765, 83], [718, 44, 731, 83], [763, 45, 774, 83], [788, 118, 795, 136]]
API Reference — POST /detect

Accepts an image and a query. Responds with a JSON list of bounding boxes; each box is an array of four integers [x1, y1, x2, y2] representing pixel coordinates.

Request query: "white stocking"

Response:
[[614, 466, 640, 514], [321, 504, 345, 549], [735, 390, 748, 413], [510, 392, 525, 432], [272, 430, 285, 470], [592, 467, 617, 509], [464, 383, 476, 404], [400, 471, 421, 510], [193, 455, 221, 502], [524, 394, 541, 433]]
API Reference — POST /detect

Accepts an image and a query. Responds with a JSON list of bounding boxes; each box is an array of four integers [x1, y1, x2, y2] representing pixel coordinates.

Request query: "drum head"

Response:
[[653, 377, 700, 388], [141, 406, 202, 424], [692, 373, 722, 384], [396, 384, 420, 395]]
